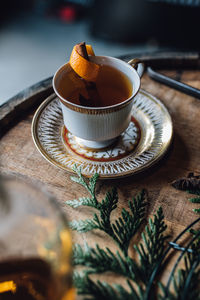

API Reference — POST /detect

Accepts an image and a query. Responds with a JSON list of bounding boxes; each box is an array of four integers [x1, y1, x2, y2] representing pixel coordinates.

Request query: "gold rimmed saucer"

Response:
[[31, 90, 173, 179]]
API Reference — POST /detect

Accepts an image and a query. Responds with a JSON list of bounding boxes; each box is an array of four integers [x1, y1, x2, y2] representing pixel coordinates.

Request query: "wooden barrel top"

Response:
[[0, 56, 200, 292]]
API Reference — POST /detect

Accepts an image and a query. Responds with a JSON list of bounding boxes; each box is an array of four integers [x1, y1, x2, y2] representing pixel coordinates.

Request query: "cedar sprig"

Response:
[[72, 206, 169, 299], [134, 207, 169, 283], [67, 165, 99, 208], [111, 189, 147, 256], [187, 189, 200, 196], [68, 187, 118, 235], [187, 189, 200, 213], [68, 167, 170, 299], [68, 168, 200, 299], [94, 188, 147, 256], [187, 190, 200, 214], [70, 219, 99, 232], [66, 166, 147, 255], [73, 243, 143, 282], [73, 243, 130, 276], [70, 190, 146, 255], [189, 197, 200, 204], [73, 272, 141, 300]]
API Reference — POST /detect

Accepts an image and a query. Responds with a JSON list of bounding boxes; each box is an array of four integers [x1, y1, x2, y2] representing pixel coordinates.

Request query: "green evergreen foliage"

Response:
[[187, 189, 200, 214], [66, 166, 146, 256], [159, 233, 200, 300], [66, 166, 200, 299], [73, 272, 138, 300], [193, 208, 200, 214], [134, 207, 170, 283], [187, 189, 200, 196], [189, 197, 200, 203]]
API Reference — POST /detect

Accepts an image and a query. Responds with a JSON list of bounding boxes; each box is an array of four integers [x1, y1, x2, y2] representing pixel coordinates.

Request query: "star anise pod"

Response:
[[171, 173, 200, 190]]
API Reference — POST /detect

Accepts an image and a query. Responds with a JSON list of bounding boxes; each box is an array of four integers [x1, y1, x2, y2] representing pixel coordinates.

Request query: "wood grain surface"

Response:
[[0, 69, 200, 291]]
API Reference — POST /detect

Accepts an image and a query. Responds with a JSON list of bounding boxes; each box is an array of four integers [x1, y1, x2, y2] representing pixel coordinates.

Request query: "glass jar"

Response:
[[0, 175, 74, 300]]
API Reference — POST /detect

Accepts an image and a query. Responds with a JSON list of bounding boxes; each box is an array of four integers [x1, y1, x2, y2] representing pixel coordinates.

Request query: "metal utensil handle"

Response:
[[128, 58, 145, 78], [147, 67, 200, 100]]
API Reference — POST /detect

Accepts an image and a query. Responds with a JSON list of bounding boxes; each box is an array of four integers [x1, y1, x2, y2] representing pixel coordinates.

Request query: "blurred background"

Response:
[[0, 0, 199, 105]]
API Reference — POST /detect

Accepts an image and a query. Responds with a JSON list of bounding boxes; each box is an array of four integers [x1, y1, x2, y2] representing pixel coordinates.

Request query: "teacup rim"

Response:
[[52, 55, 141, 111]]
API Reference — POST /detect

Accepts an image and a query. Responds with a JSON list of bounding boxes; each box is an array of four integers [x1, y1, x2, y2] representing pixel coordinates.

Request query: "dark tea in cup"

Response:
[[56, 64, 133, 108]]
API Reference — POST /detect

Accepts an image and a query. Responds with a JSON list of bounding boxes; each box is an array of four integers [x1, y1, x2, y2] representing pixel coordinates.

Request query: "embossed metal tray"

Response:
[[31, 90, 173, 179]]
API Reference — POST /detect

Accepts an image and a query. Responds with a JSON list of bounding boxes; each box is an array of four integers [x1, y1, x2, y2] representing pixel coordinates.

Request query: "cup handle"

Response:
[[128, 58, 145, 78]]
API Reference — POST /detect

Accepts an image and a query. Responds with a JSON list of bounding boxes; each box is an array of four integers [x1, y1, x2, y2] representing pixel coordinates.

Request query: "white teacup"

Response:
[[53, 56, 144, 149]]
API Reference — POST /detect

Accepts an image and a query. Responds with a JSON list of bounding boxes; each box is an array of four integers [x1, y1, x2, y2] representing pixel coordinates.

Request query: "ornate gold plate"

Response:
[[31, 90, 173, 179]]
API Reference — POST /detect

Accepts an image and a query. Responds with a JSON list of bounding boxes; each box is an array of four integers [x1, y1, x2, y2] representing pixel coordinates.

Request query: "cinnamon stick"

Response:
[[76, 42, 89, 60], [75, 42, 101, 107]]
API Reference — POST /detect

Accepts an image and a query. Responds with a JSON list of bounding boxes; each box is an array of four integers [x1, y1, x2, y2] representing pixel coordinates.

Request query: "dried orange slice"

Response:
[[69, 44, 99, 82]]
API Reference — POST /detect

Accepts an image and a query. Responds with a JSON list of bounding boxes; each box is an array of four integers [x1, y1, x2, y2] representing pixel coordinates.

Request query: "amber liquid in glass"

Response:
[[57, 64, 133, 107], [0, 258, 73, 300]]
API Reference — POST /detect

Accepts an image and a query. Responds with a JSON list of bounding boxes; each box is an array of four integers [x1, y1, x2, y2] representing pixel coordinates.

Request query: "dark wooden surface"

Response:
[[0, 66, 200, 289], [0, 76, 53, 137]]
